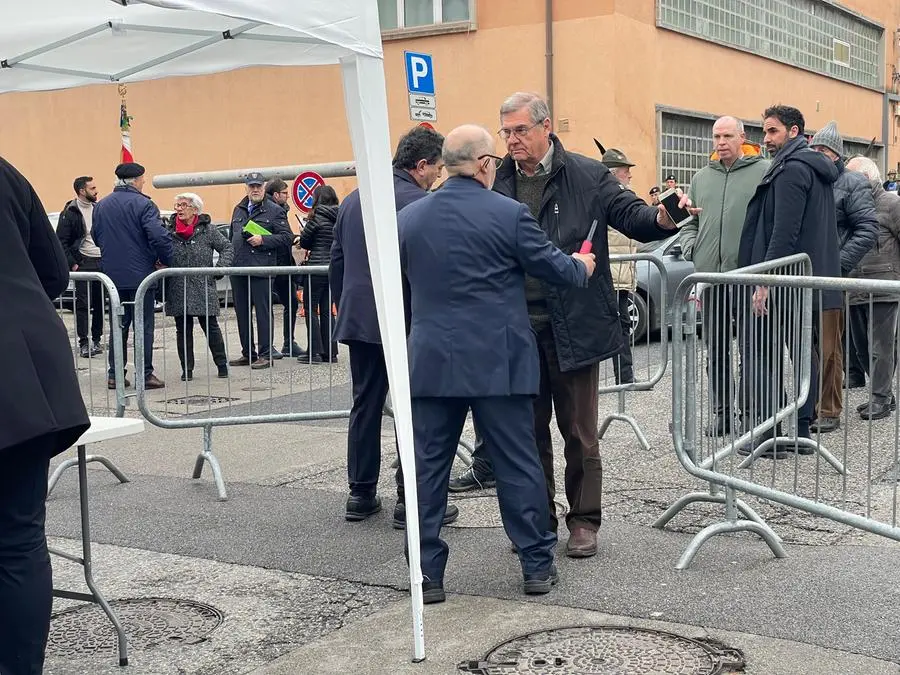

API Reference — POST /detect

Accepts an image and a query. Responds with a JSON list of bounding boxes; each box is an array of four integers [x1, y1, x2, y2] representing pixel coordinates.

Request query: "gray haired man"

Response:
[[450, 92, 690, 558], [846, 156, 900, 420]]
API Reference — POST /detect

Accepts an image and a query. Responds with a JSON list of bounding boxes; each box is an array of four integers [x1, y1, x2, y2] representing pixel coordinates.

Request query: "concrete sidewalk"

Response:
[[252, 595, 900, 675]]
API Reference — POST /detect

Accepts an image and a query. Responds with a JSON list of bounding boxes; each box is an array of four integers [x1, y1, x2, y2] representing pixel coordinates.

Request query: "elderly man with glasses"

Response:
[[449, 92, 693, 559]]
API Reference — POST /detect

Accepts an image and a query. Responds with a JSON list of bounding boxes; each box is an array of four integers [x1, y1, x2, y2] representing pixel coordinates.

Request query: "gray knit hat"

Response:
[[810, 120, 843, 157]]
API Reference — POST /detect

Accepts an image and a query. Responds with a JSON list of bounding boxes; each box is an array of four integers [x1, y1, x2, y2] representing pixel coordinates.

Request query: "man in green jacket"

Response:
[[679, 116, 770, 436]]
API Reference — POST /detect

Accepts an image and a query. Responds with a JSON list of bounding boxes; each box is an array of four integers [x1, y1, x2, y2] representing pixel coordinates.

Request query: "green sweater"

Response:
[[679, 152, 770, 273]]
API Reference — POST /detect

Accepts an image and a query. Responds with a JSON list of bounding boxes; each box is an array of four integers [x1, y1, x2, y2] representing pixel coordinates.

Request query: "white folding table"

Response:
[[48, 416, 144, 667]]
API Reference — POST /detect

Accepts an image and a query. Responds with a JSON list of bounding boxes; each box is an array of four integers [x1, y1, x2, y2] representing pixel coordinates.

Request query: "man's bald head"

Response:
[[442, 125, 495, 177], [712, 115, 746, 167]]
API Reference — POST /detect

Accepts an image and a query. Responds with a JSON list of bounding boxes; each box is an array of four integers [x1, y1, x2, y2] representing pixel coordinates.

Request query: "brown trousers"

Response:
[[817, 309, 844, 418], [534, 329, 603, 533]]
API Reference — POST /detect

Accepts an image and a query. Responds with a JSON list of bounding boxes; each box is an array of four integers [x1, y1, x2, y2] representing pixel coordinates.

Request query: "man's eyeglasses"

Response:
[[478, 154, 504, 169], [497, 121, 543, 141]]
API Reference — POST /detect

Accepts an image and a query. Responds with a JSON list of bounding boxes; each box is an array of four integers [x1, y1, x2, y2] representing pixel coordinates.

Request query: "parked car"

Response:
[[625, 233, 697, 342]]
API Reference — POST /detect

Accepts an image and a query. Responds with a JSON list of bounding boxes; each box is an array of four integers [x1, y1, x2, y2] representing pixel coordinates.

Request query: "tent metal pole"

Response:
[[2, 23, 110, 66]]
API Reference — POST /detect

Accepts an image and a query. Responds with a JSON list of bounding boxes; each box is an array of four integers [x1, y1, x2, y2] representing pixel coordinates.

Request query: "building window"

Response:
[[656, 0, 882, 90], [833, 38, 851, 66], [659, 112, 880, 188], [379, 0, 472, 31]]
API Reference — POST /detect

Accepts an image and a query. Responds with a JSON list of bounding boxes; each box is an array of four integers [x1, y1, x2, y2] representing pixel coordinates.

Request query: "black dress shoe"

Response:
[[422, 580, 445, 605], [859, 402, 893, 421], [180, 371, 193, 382], [345, 494, 382, 521], [809, 417, 840, 433], [857, 396, 896, 413], [448, 466, 496, 492], [523, 564, 558, 595], [392, 502, 459, 529]]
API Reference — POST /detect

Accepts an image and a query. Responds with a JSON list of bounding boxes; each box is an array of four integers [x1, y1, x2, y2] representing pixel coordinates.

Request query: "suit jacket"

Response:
[[0, 156, 90, 456], [399, 176, 589, 398], [331, 169, 426, 345]]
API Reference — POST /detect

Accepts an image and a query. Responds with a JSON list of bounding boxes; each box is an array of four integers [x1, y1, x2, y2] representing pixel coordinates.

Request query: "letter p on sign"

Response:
[[404, 51, 435, 96]]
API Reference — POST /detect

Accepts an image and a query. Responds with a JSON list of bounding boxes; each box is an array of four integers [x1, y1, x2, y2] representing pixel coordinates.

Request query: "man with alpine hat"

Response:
[[600, 147, 638, 384], [92, 161, 173, 390]]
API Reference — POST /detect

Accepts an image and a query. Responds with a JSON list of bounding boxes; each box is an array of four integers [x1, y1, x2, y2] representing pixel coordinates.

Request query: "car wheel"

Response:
[[627, 291, 649, 343]]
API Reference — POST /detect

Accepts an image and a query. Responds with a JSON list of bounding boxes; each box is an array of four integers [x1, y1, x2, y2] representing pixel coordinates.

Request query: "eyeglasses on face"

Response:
[[477, 154, 504, 169], [174, 202, 195, 209], [497, 121, 544, 141]]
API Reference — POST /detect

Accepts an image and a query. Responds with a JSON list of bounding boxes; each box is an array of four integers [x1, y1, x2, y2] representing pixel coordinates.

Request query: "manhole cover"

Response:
[[458, 626, 744, 674], [165, 395, 240, 405], [447, 496, 567, 529], [47, 597, 224, 656]]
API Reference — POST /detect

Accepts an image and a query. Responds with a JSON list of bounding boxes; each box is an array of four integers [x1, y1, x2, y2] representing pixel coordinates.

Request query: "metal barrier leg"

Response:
[[736, 436, 846, 475], [48, 456, 130, 496], [674, 486, 786, 570], [653, 488, 781, 542], [191, 425, 228, 501], [598, 391, 651, 451]]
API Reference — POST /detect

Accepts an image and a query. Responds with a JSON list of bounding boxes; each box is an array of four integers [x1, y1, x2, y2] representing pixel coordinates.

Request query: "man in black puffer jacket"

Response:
[[808, 121, 878, 433]]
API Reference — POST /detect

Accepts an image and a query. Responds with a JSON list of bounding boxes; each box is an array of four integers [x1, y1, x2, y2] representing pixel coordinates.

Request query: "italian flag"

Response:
[[120, 98, 134, 163]]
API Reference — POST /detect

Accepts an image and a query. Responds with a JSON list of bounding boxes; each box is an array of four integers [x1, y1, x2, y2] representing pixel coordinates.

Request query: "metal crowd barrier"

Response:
[[133, 265, 470, 500], [657, 253, 900, 569], [598, 252, 669, 450], [50, 271, 130, 494]]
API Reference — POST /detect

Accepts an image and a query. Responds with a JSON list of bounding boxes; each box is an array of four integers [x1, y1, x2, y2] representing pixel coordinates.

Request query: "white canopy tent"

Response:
[[0, 0, 428, 662]]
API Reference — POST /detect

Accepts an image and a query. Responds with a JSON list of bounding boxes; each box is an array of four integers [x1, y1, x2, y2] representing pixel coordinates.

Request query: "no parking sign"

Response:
[[291, 171, 326, 213]]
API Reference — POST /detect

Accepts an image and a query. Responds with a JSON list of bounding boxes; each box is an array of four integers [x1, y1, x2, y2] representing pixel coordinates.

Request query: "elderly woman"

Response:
[[164, 193, 233, 380]]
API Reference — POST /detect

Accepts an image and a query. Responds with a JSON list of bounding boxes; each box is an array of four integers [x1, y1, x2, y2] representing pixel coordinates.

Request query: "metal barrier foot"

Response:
[[192, 427, 228, 501], [48, 455, 130, 496], [736, 436, 845, 475], [598, 414, 652, 451], [675, 518, 787, 570], [652, 491, 718, 529], [191, 451, 228, 501]]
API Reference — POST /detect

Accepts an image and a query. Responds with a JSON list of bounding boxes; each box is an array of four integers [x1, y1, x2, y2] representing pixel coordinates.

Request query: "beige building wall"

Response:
[[0, 0, 896, 221]]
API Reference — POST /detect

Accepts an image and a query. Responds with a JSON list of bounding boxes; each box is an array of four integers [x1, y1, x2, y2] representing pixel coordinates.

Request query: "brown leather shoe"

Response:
[[229, 356, 251, 366], [565, 526, 598, 558], [107, 376, 131, 390], [250, 358, 271, 370], [144, 374, 165, 390]]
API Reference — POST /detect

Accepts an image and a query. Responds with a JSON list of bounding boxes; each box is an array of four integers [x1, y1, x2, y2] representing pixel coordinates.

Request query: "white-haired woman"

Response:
[[165, 193, 234, 380]]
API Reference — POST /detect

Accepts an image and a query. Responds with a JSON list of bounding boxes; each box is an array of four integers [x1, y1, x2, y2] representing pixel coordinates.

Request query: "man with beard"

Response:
[[56, 176, 104, 358], [738, 105, 841, 457]]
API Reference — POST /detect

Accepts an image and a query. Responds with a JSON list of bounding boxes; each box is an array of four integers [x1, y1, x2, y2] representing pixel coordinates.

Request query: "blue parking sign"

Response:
[[404, 51, 434, 95]]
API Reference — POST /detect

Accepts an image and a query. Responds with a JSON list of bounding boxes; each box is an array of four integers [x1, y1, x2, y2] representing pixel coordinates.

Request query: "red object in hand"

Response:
[[579, 219, 599, 254]]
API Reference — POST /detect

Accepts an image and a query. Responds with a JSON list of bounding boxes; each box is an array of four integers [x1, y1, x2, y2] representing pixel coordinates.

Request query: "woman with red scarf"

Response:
[[164, 193, 234, 380]]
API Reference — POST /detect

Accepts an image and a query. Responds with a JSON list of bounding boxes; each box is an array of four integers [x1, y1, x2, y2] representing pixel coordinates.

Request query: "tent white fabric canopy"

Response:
[[0, 0, 428, 661]]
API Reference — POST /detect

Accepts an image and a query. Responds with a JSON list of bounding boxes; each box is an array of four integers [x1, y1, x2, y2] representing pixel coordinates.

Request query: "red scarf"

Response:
[[175, 215, 199, 238]]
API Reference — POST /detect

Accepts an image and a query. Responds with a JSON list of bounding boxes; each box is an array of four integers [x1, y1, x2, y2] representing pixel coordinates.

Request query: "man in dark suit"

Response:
[[399, 125, 597, 602], [331, 125, 460, 528], [0, 156, 90, 675]]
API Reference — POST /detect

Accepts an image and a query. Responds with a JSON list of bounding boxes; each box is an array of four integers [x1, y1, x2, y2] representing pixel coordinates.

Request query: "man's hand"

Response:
[[71, 264, 79, 272], [752, 286, 769, 316], [248, 234, 264, 247], [657, 194, 702, 230], [573, 252, 596, 277]]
